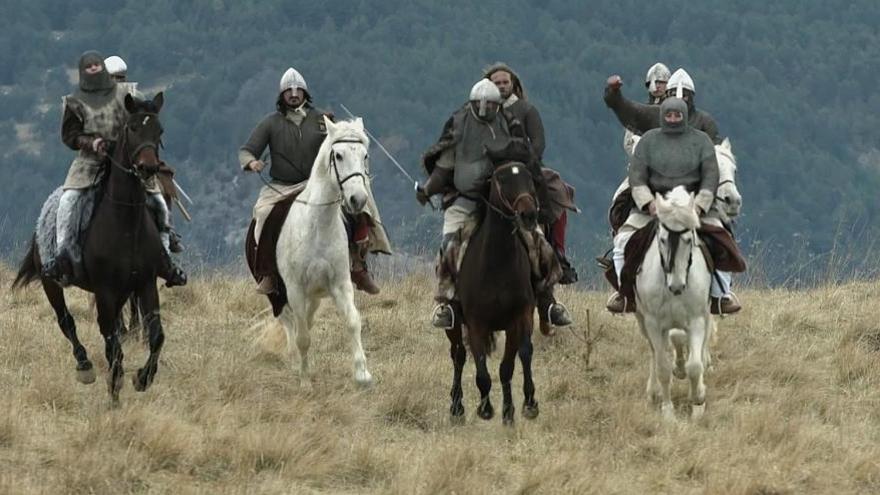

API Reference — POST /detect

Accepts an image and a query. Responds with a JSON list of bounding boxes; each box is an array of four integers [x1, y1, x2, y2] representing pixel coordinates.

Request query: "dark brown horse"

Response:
[[13, 93, 169, 404], [446, 162, 540, 425]]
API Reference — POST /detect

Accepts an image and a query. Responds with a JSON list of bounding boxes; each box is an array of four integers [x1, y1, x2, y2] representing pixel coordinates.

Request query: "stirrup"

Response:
[[431, 303, 455, 330], [546, 302, 572, 327]]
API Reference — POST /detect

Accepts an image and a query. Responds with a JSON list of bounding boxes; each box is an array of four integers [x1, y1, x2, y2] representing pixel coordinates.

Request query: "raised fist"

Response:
[[606, 75, 623, 89]]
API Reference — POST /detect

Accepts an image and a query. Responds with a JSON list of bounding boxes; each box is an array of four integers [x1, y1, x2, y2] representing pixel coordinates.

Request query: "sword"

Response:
[[173, 197, 192, 222], [172, 178, 194, 205], [339, 103, 435, 211]]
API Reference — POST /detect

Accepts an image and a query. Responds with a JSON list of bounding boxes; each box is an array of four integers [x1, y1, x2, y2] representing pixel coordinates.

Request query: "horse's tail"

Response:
[[12, 235, 40, 290]]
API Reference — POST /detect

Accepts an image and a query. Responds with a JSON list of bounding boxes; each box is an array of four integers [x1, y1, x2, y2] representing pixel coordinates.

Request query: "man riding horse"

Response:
[[240, 67, 391, 295], [605, 85, 744, 315], [42, 51, 185, 287], [418, 78, 572, 330], [604, 68, 739, 314], [483, 62, 577, 332], [623, 62, 671, 158]]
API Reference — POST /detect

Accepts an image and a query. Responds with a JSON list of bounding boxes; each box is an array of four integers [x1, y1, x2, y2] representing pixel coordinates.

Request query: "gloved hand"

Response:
[[415, 185, 430, 206], [607, 75, 623, 90]]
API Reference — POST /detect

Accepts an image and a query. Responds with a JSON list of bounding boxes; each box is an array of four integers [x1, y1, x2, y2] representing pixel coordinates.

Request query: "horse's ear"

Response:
[[721, 137, 731, 150], [124, 93, 136, 113], [152, 92, 164, 113], [353, 117, 364, 131], [323, 115, 336, 134]]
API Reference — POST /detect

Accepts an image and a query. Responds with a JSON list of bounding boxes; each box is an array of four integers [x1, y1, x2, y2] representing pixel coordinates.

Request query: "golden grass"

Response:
[[1, 263, 880, 494]]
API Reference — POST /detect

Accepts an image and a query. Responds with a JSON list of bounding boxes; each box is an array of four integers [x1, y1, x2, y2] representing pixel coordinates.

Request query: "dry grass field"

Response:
[[1, 263, 879, 494]]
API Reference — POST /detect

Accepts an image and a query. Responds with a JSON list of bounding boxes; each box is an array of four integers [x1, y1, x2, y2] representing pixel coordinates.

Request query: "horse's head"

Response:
[[714, 138, 742, 221], [323, 116, 370, 214], [489, 162, 538, 230], [120, 92, 164, 178], [655, 186, 700, 296]]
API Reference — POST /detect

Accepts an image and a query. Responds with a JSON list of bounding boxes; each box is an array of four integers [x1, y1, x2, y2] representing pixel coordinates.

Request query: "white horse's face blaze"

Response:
[[331, 143, 369, 213]]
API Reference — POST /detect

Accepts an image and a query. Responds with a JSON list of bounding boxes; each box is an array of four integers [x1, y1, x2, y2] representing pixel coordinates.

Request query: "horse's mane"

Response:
[[313, 119, 370, 174], [657, 186, 699, 231]]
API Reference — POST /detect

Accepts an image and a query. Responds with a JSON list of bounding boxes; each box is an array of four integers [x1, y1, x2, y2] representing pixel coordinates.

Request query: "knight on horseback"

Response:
[[605, 84, 745, 315], [483, 62, 578, 333], [623, 62, 671, 158], [104, 55, 144, 99], [240, 67, 391, 295], [42, 51, 185, 287], [419, 78, 572, 330]]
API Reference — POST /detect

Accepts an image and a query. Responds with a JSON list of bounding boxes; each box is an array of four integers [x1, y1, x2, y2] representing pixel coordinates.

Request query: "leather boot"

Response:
[[432, 303, 454, 329], [350, 241, 380, 295], [606, 291, 635, 313], [710, 294, 741, 315]]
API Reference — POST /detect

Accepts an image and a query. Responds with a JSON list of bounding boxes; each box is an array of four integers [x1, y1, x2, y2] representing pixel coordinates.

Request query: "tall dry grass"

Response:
[[1, 262, 879, 494]]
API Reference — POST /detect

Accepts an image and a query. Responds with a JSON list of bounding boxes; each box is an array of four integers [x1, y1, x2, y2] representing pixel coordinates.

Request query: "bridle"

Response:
[[658, 223, 696, 291], [294, 138, 368, 208], [484, 162, 537, 227], [104, 112, 163, 206]]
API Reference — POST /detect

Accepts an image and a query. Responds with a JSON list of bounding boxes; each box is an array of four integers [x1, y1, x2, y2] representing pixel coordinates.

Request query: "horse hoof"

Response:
[[132, 369, 153, 392], [502, 405, 515, 426], [450, 401, 465, 418], [660, 403, 676, 422], [691, 403, 706, 420], [522, 401, 539, 420], [355, 371, 374, 388], [76, 363, 96, 384], [477, 400, 494, 420]]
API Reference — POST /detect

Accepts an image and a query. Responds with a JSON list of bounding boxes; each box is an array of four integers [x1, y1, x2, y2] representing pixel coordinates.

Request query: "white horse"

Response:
[[275, 117, 373, 387], [635, 186, 712, 421]]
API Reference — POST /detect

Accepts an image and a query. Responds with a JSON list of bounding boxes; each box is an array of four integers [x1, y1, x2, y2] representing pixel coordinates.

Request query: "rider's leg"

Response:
[[701, 215, 741, 314], [43, 188, 84, 281], [606, 225, 637, 313], [147, 192, 186, 287], [431, 205, 474, 329], [549, 211, 578, 284], [346, 213, 380, 295], [252, 184, 283, 293], [532, 228, 572, 329]]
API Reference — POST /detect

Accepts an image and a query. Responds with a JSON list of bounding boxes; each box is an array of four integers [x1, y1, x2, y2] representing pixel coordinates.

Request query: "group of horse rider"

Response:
[[41, 51, 743, 325]]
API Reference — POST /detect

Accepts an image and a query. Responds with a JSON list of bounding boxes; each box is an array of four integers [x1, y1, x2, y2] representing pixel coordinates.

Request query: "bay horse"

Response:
[[446, 162, 540, 425], [13, 93, 170, 404], [260, 117, 373, 387], [635, 186, 712, 421]]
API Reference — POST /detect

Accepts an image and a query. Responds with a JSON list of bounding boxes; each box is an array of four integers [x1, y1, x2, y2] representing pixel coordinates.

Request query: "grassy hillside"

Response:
[[1, 266, 879, 493]]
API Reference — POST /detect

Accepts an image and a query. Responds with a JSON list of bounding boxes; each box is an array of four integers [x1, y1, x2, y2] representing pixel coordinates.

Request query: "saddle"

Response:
[[245, 190, 303, 317], [604, 219, 747, 303]]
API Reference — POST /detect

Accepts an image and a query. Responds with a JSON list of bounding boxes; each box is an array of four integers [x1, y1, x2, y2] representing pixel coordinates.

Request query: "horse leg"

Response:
[[470, 329, 494, 420], [670, 329, 688, 380], [686, 317, 709, 419], [499, 327, 519, 426], [518, 315, 539, 420], [643, 315, 675, 420], [95, 292, 126, 404], [132, 284, 164, 392], [41, 278, 95, 384], [704, 318, 716, 372], [636, 313, 662, 406], [446, 320, 467, 422], [130, 294, 144, 343], [279, 303, 311, 387], [330, 283, 372, 386]]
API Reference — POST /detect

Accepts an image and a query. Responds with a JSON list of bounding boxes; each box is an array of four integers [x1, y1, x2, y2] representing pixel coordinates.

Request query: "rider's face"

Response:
[[283, 88, 305, 107], [84, 63, 103, 75], [664, 110, 684, 124], [651, 80, 667, 98], [490, 71, 513, 99]]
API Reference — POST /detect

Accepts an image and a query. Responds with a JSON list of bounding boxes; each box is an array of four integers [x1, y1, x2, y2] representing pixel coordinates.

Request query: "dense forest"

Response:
[[2, 1, 878, 284]]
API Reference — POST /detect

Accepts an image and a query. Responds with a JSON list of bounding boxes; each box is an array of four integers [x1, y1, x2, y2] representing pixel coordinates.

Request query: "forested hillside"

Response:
[[2, 1, 878, 283]]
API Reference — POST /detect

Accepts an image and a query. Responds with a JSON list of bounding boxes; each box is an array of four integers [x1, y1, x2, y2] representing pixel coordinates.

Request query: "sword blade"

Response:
[[339, 104, 417, 184], [172, 178, 194, 205]]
